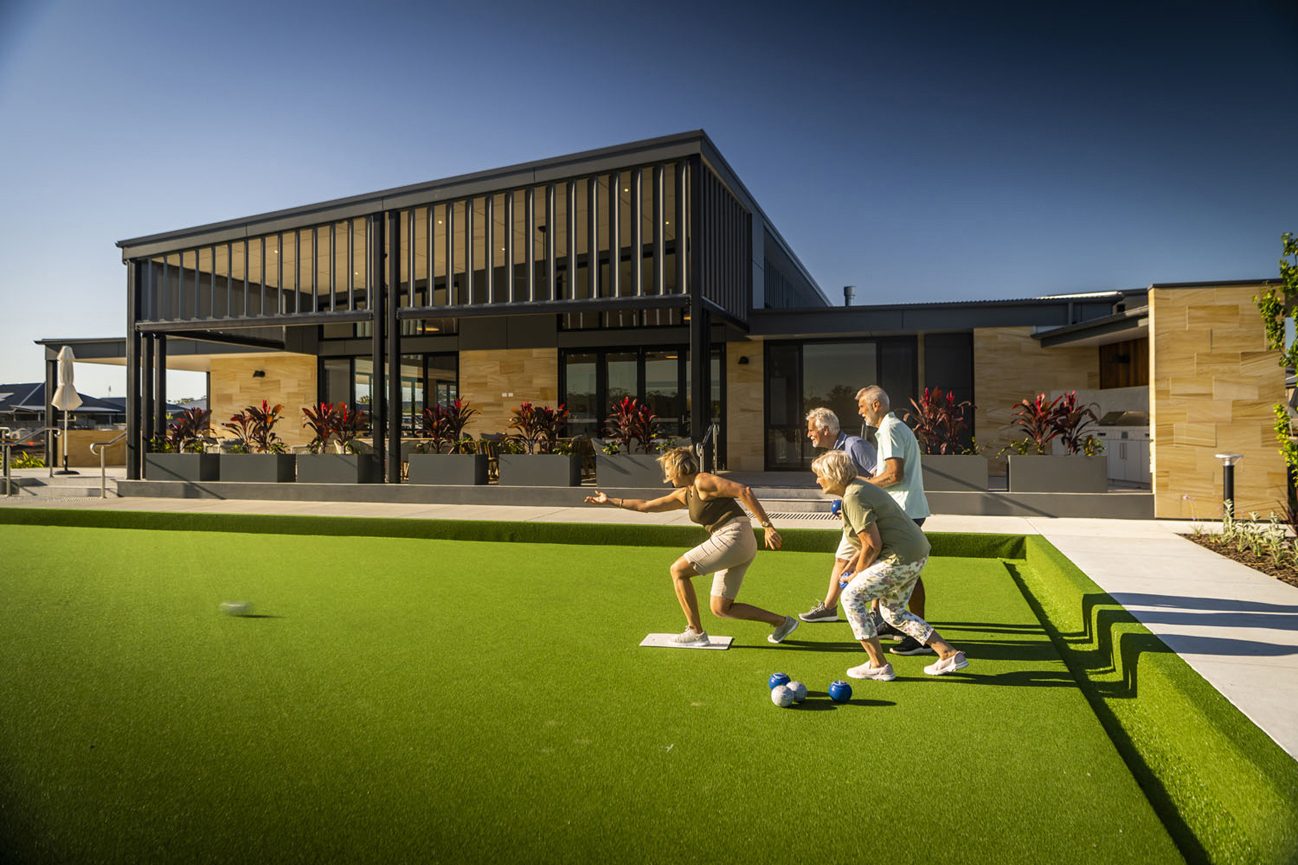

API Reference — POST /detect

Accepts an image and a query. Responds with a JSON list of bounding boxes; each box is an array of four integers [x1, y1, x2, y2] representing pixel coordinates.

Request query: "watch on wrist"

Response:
[[761, 521, 772, 528]]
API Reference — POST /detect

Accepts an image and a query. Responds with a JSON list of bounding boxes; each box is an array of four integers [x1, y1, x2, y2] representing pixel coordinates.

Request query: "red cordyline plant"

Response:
[[221, 401, 286, 454], [302, 402, 370, 453], [1007, 391, 1101, 456], [1054, 391, 1101, 455], [903, 387, 973, 455], [604, 397, 657, 454], [162, 407, 213, 453], [421, 399, 479, 454], [507, 402, 569, 454]]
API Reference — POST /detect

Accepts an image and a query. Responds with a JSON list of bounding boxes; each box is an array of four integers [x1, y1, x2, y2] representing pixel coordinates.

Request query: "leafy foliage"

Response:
[[902, 387, 974, 455], [603, 397, 657, 455], [1004, 392, 1102, 456], [302, 402, 370, 454], [222, 401, 286, 454], [420, 400, 479, 454], [1254, 232, 1298, 476], [158, 407, 213, 453], [11, 451, 45, 468], [507, 402, 569, 455]]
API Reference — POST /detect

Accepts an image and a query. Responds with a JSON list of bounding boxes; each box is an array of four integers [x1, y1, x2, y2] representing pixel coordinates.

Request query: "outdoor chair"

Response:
[[478, 433, 504, 483]]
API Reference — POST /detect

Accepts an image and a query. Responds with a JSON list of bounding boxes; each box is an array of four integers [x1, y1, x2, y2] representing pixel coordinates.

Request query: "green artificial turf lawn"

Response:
[[0, 523, 1179, 864]]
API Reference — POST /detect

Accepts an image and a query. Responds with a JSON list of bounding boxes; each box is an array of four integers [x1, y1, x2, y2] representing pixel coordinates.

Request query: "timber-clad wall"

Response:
[[209, 353, 317, 448], [459, 348, 559, 436], [972, 327, 1100, 467], [1149, 284, 1286, 518], [725, 341, 764, 470]]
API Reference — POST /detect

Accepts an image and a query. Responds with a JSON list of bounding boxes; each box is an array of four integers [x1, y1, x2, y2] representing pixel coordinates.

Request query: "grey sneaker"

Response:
[[890, 636, 936, 656], [673, 628, 710, 647], [847, 661, 896, 681], [924, 652, 969, 676], [768, 616, 800, 644], [799, 601, 839, 623]]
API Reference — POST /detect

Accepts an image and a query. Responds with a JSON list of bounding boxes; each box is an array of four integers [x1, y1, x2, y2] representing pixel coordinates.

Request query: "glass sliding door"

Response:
[[765, 338, 916, 470]]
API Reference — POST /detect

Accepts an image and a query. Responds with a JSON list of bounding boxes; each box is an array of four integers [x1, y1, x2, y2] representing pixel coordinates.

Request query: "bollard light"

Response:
[[1214, 453, 1244, 518]]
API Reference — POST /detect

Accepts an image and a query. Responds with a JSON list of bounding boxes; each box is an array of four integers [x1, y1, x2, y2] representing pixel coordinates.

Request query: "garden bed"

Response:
[[1184, 531, 1298, 589]]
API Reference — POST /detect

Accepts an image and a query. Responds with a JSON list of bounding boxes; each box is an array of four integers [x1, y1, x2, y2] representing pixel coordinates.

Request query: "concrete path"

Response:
[[2, 494, 1295, 760]]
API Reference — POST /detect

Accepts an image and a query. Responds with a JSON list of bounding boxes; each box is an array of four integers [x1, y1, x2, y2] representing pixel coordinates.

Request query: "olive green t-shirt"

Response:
[[840, 479, 931, 566]]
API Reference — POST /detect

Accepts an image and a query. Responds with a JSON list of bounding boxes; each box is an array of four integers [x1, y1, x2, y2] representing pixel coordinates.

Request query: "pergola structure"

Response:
[[115, 132, 825, 481]]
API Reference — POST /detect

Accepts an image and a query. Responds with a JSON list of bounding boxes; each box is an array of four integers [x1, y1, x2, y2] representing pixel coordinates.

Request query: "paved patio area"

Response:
[[3, 491, 1295, 761]]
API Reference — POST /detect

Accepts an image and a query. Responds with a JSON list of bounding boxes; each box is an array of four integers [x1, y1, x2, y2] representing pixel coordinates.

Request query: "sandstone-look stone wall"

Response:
[[971, 327, 1100, 467], [54, 429, 126, 467], [459, 348, 559, 436], [725, 341, 764, 470], [1149, 284, 1286, 518], [209, 353, 317, 448]]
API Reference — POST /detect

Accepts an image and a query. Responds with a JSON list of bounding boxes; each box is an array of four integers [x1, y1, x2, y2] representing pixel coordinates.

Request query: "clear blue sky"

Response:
[[2, 0, 1295, 398]]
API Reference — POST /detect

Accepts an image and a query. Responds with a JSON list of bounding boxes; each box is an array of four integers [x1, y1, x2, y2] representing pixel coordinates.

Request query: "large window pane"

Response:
[[645, 350, 681, 435], [428, 354, 457, 408], [323, 359, 350, 406], [606, 351, 637, 408], [565, 351, 598, 438]]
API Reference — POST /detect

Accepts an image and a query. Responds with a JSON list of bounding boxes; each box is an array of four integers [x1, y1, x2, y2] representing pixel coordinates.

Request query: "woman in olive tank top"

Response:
[[585, 447, 799, 647]]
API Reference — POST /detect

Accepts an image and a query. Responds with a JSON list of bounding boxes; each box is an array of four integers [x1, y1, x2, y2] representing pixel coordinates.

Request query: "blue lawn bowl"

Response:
[[769, 672, 791, 690], [828, 680, 853, 703], [831, 499, 842, 517]]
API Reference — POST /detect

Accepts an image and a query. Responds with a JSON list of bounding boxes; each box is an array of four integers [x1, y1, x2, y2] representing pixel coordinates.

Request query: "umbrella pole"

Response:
[[55, 409, 79, 475]]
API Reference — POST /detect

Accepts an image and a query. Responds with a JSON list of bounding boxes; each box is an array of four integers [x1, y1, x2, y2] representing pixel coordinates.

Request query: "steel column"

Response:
[[587, 179, 599, 298], [126, 261, 143, 479], [446, 200, 456, 306], [687, 156, 709, 462], [142, 335, 155, 444], [387, 210, 402, 483], [465, 199, 475, 306], [369, 214, 386, 477], [653, 166, 664, 295], [608, 173, 620, 297], [155, 336, 168, 436], [676, 163, 687, 295], [484, 197, 494, 303], [503, 193, 514, 303], [525, 188, 536, 302], [566, 182, 577, 297], [546, 185, 556, 299], [631, 168, 643, 296]]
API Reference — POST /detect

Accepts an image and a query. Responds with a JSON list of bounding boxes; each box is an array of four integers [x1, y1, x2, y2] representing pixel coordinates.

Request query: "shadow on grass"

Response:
[[803, 690, 895, 709], [1005, 562, 1209, 865], [232, 613, 284, 619]]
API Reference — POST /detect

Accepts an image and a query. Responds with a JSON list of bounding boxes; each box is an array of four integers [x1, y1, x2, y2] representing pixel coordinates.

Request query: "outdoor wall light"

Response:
[[252, 370, 266, 378], [738, 356, 750, 365]]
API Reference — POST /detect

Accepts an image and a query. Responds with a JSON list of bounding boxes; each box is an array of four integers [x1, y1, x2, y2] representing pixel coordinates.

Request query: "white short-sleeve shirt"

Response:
[[874, 412, 930, 520]]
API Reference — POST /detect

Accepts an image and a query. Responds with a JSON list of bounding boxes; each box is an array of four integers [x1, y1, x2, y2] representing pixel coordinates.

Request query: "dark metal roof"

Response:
[[112, 130, 828, 305], [1034, 305, 1149, 348], [0, 383, 130, 414]]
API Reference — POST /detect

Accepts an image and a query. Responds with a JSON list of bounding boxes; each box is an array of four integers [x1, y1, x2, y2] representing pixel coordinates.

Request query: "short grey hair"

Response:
[[804, 407, 841, 436], [811, 449, 858, 488], [855, 385, 890, 410]]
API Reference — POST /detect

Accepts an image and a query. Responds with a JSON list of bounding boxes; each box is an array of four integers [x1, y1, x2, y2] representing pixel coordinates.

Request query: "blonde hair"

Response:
[[811, 449, 858, 488], [657, 446, 699, 478], [804, 407, 841, 436]]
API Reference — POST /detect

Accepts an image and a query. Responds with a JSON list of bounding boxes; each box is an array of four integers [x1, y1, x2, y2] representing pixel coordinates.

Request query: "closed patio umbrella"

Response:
[[50, 346, 82, 475]]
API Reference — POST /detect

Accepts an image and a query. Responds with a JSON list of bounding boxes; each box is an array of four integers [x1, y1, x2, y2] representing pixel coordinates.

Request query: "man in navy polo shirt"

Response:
[[798, 407, 877, 623]]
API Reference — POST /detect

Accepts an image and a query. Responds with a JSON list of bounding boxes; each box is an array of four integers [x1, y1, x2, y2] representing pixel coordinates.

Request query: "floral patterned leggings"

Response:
[[840, 557, 934, 644]]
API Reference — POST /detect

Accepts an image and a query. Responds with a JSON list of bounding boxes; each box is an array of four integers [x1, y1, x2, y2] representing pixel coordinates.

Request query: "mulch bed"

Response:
[[1185, 532, 1298, 589]]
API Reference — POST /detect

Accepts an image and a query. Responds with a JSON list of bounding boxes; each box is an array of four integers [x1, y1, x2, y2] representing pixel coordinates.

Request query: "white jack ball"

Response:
[[770, 684, 795, 708]]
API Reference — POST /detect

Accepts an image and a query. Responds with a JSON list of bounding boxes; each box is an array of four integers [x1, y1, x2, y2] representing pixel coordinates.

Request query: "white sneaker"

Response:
[[672, 628, 710, 647], [924, 652, 969, 676], [846, 661, 896, 681], [768, 616, 800, 644]]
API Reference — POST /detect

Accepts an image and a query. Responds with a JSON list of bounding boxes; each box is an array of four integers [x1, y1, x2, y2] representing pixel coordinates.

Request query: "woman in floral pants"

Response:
[[810, 450, 968, 681]]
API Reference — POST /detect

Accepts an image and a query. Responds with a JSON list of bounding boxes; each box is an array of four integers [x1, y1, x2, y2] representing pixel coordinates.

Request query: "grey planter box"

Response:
[[219, 453, 296, 483], [596, 453, 666, 488], [407, 453, 488, 485], [296, 453, 380, 484], [144, 453, 219, 482], [921, 455, 989, 492], [1008, 455, 1107, 493], [499, 453, 581, 487]]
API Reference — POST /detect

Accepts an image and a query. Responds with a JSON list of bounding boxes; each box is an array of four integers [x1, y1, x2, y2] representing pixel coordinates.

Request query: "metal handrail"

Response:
[[90, 431, 128, 499], [1, 426, 62, 491]]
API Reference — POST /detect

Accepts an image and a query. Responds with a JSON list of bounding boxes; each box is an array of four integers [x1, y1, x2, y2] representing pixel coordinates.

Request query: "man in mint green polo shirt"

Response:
[[857, 385, 933, 656]]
